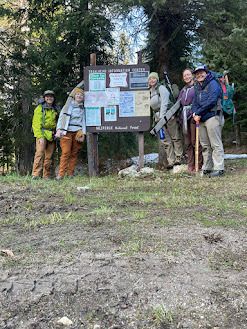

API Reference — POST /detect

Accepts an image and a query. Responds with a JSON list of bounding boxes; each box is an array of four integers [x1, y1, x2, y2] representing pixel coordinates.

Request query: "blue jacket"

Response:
[[192, 71, 222, 122]]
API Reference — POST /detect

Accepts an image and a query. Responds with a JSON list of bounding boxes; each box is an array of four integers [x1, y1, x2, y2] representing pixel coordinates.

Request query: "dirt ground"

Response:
[[0, 160, 247, 329]]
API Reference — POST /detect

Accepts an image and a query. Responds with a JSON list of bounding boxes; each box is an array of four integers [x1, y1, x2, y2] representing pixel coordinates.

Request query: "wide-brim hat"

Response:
[[43, 90, 55, 97], [193, 65, 208, 74]]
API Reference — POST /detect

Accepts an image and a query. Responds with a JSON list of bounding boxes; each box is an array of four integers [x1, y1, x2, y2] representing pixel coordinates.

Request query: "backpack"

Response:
[[220, 82, 235, 115], [157, 81, 180, 104], [212, 72, 235, 116]]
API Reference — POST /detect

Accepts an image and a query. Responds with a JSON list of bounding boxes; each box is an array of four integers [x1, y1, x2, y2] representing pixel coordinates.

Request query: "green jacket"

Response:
[[32, 103, 58, 141]]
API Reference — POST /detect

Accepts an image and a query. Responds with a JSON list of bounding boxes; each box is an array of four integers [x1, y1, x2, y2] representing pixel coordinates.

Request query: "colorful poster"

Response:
[[89, 73, 106, 91], [84, 91, 107, 108], [104, 106, 117, 122], [106, 87, 120, 106], [109, 73, 128, 88], [119, 91, 135, 117], [135, 90, 150, 116], [85, 107, 101, 126]]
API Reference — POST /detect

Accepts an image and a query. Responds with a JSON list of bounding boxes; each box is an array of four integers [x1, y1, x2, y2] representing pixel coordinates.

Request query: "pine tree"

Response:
[[0, 0, 114, 173], [199, 0, 247, 133]]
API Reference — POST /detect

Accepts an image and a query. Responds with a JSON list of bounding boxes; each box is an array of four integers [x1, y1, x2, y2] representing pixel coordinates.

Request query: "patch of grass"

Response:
[[1, 257, 20, 269], [132, 210, 148, 220], [63, 192, 78, 204], [198, 217, 246, 228], [208, 250, 246, 271], [119, 239, 144, 256], [90, 205, 115, 217], [25, 211, 89, 228], [152, 304, 174, 327]]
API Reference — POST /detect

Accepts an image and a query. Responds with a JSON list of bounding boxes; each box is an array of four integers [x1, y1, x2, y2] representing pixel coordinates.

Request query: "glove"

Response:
[[75, 130, 85, 143]]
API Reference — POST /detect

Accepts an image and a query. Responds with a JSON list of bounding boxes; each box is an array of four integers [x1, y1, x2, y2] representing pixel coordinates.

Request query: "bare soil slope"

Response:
[[0, 160, 247, 329]]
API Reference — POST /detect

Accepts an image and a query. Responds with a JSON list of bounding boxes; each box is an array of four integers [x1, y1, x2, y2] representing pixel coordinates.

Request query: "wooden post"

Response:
[[137, 50, 145, 169], [87, 53, 99, 176], [195, 122, 199, 173]]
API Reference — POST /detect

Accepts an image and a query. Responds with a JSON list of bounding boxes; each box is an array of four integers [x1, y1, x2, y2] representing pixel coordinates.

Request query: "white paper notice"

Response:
[[85, 107, 101, 126], [109, 73, 128, 88], [106, 87, 120, 106], [84, 91, 107, 108], [104, 106, 117, 122], [119, 91, 135, 117], [89, 73, 106, 91], [135, 90, 150, 116]]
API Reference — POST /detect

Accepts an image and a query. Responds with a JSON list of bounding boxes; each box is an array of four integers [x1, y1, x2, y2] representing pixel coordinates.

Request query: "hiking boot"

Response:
[[210, 170, 224, 177], [203, 170, 212, 175], [174, 157, 182, 165], [167, 164, 174, 170], [200, 170, 212, 177], [32, 175, 40, 180]]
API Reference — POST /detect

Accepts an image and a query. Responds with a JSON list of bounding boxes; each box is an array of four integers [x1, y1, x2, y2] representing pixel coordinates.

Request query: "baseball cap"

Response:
[[193, 65, 208, 74]]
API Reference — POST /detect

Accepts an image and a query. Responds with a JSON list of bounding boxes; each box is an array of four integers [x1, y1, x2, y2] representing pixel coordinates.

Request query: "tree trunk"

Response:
[[15, 0, 33, 175]]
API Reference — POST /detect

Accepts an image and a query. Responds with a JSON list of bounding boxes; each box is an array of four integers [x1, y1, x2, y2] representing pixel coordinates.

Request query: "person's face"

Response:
[[44, 95, 54, 105], [195, 70, 207, 83], [148, 77, 158, 87], [74, 92, 84, 103], [183, 70, 193, 84]]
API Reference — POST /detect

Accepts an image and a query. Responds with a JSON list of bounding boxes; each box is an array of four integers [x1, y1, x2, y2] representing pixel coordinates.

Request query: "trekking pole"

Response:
[[195, 122, 200, 173], [164, 71, 175, 101]]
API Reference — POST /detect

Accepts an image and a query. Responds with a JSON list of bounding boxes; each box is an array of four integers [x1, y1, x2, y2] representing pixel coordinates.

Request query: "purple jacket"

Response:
[[179, 85, 195, 107], [178, 85, 195, 121]]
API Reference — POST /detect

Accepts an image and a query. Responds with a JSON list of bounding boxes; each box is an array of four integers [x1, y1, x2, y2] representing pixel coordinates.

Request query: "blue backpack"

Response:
[[213, 72, 235, 116]]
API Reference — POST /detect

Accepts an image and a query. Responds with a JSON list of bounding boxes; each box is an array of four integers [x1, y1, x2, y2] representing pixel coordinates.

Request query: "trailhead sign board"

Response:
[[84, 64, 151, 133]]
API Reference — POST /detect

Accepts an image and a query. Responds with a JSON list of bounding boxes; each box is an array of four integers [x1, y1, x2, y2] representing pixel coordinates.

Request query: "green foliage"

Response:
[[199, 0, 247, 129], [0, 101, 14, 173], [0, 0, 115, 173], [139, 0, 202, 82]]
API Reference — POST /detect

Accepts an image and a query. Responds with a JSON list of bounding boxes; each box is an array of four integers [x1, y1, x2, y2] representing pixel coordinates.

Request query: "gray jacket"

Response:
[[150, 84, 171, 122], [57, 100, 86, 134]]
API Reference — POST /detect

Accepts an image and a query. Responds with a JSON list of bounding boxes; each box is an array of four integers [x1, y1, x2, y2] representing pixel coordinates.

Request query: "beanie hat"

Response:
[[43, 90, 55, 97], [148, 72, 159, 81]]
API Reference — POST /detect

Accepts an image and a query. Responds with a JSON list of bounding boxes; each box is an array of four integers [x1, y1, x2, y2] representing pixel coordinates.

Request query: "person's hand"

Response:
[[55, 129, 61, 138], [75, 130, 85, 143], [38, 138, 45, 145], [193, 113, 201, 123]]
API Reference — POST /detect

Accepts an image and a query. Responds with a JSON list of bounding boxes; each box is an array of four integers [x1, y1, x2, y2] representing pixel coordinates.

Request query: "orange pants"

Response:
[[32, 138, 56, 178], [58, 132, 82, 177]]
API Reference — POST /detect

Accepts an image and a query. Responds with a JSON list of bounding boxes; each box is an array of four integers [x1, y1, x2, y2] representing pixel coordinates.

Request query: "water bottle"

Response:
[[159, 128, 165, 140]]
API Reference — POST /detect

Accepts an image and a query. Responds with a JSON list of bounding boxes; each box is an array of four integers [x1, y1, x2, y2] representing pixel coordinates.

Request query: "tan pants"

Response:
[[199, 115, 224, 171], [32, 138, 55, 178], [58, 132, 82, 177], [163, 117, 183, 165]]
